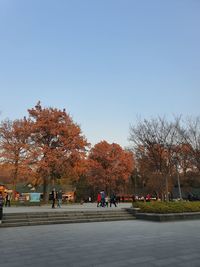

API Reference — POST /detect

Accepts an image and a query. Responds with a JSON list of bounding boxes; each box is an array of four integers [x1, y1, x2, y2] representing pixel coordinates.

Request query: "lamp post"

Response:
[[175, 157, 182, 200], [177, 166, 182, 200]]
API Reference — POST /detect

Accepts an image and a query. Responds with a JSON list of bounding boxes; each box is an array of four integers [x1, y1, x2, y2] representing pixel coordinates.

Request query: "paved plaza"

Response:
[[1, 217, 200, 267]]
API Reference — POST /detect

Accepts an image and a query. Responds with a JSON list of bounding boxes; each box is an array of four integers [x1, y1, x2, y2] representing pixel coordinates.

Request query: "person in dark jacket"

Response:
[[110, 192, 117, 207], [57, 190, 62, 208], [100, 190, 106, 207], [5, 192, 11, 207], [51, 188, 57, 208]]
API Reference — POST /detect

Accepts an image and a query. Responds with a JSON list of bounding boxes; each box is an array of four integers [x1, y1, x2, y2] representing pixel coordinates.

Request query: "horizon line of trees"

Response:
[[0, 102, 200, 202]]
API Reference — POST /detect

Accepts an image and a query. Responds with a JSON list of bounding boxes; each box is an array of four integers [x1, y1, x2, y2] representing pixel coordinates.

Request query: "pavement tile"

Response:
[[0, 211, 200, 267]]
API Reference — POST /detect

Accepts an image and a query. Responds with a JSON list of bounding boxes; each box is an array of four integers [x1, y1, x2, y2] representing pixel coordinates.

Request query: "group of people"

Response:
[[51, 188, 63, 208], [97, 191, 117, 207]]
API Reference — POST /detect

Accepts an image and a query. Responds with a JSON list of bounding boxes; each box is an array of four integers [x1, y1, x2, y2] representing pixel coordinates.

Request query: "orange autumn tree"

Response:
[[0, 119, 31, 192], [87, 141, 134, 195], [28, 102, 89, 203], [0, 163, 14, 184]]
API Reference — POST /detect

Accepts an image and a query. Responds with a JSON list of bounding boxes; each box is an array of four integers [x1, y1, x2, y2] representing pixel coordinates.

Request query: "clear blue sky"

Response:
[[0, 0, 199, 147]]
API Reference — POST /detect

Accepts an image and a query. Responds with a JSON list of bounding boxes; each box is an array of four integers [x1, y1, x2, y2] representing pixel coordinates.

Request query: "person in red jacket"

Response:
[[146, 194, 151, 202], [97, 192, 101, 207]]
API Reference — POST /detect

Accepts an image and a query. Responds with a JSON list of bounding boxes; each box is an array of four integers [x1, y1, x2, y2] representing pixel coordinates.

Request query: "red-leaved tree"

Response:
[[28, 102, 89, 202], [87, 141, 134, 195]]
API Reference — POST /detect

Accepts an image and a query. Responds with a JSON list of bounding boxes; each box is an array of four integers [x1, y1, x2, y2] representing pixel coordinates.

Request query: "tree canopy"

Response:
[[87, 141, 134, 194]]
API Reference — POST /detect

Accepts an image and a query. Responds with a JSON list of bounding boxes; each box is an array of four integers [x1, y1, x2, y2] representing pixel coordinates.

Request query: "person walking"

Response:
[[5, 192, 11, 207], [145, 194, 151, 202], [100, 190, 106, 207], [51, 188, 57, 208], [0, 192, 4, 224], [57, 189, 62, 208], [110, 192, 117, 207], [97, 192, 101, 207]]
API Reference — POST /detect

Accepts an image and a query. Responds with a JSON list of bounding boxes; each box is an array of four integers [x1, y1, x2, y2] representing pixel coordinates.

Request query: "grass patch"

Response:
[[133, 201, 200, 213]]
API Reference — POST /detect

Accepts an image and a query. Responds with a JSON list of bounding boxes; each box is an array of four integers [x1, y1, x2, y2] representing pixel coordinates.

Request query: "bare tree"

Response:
[[175, 117, 200, 192], [129, 116, 181, 200]]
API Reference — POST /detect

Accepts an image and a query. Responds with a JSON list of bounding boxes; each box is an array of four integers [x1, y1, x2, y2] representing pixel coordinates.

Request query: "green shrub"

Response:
[[133, 201, 200, 213]]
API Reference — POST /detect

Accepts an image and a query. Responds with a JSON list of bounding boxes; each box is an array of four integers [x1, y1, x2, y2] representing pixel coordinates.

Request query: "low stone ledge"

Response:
[[136, 212, 200, 222], [124, 208, 140, 215]]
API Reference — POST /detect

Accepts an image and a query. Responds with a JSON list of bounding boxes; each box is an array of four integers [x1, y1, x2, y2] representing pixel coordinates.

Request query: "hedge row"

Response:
[[8, 201, 41, 207], [133, 201, 200, 213]]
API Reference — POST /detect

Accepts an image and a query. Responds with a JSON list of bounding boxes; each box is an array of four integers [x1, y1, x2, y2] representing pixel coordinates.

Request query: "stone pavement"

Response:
[[1, 219, 200, 267]]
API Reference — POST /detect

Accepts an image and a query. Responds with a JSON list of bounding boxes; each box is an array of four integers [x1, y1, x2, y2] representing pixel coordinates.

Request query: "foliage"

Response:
[[129, 116, 200, 200], [0, 118, 31, 191], [10, 200, 41, 206], [0, 102, 89, 203], [74, 175, 93, 202], [133, 201, 200, 213], [1, 108, 200, 203], [27, 102, 89, 202], [129, 116, 182, 200], [87, 141, 134, 194]]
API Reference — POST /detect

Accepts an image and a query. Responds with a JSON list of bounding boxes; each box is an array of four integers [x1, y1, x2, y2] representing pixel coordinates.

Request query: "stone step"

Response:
[[1, 209, 135, 227], [3, 213, 129, 219], [2, 212, 134, 220], [3, 214, 130, 222], [3, 211, 129, 219], [0, 216, 135, 228], [3, 209, 128, 217], [2, 214, 135, 223]]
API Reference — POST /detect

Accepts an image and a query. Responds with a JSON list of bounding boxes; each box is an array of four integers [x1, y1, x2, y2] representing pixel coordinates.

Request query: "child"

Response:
[[105, 196, 109, 207]]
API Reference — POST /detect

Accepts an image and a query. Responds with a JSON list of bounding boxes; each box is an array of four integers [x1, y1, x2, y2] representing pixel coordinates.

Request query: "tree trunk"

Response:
[[43, 176, 50, 203], [12, 163, 18, 199]]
